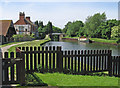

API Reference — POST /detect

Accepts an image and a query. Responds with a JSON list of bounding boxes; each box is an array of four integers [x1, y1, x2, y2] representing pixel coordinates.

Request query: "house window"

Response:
[[19, 26, 24, 32], [25, 29, 27, 31]]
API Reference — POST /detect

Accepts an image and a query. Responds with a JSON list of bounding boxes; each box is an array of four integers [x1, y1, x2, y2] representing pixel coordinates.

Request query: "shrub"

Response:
[[116, 38, 120, 44], [12, 34, 35, 42]]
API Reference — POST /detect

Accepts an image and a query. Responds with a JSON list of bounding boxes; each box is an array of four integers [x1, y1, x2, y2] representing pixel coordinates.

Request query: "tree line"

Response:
[[35, 12, 120, 43]]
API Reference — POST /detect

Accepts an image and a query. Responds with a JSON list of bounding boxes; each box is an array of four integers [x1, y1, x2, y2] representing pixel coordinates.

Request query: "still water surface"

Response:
[[45, 40, 120, 56]]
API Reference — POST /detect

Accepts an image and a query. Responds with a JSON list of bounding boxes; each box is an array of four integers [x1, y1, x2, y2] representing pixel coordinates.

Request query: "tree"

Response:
[[63, 21, 84, 37], [35, 20, 39, 27], [97, 19, 118, 39], [84, 12, 107, 37], [38, 21, 44, 28], [46, 21, 53, 34], [52, 26, 62, 33], [111, 25, 120, 39], [62, 21, 72, 33]]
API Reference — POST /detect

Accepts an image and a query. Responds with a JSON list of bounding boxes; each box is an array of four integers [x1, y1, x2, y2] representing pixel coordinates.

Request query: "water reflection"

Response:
[[45, 40, 120, 56]]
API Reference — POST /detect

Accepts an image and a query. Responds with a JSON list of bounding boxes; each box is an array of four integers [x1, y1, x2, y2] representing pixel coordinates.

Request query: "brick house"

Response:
[[14, 12, 37, 35], [0, 20, 16, 44]]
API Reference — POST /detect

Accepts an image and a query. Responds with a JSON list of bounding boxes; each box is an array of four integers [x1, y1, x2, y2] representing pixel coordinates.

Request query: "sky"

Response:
[[0, 0, 119, 29]]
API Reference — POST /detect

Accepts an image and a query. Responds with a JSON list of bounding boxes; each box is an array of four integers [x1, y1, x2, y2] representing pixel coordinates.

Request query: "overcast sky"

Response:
[[0, 0, 119, 29]]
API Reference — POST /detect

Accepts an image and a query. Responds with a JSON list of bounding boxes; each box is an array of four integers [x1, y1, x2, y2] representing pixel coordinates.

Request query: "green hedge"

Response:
[[12, 34, 35, 42]]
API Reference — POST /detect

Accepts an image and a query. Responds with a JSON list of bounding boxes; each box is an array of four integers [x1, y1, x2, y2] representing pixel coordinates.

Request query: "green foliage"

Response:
[[116, 38, 120, 44], [97, 19, 118, 39], [63, 21, 84, 37], [111, 26, 120, 39], [84, 12, 106, 37], [12, 34, 34, 42], [52, 26, 62, 33]]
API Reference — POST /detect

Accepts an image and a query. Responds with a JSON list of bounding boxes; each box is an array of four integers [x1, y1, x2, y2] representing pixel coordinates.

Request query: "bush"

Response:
[[116, 38, 120, 44], [12, 34, 35, 42]]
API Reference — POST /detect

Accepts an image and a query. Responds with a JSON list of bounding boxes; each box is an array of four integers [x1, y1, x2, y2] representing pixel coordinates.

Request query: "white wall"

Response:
[[14, 24, 31, 34]]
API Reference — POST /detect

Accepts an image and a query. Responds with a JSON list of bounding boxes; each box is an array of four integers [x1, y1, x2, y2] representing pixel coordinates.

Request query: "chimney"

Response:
[[19, 12, 25, 20], [26, 17, 30, 21]]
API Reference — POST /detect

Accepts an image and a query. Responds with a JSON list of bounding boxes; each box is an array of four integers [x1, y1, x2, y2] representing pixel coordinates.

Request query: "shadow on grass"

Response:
[[25, 72, 48, 87]]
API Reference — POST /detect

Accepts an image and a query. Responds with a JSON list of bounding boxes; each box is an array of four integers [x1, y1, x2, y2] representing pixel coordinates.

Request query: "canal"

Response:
[[45, 40, 120, 56]]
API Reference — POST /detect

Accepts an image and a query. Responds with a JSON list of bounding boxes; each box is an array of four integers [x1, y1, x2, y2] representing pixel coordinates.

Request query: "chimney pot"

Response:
[[26, 17, 30, 21], [19, 12, 25, 20]]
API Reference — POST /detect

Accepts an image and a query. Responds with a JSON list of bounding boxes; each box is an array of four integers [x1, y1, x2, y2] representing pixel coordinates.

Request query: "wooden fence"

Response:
[[2, 52, 25, 85], [2, 46, 120, 85], [17, 46, 120, 76], [111, 56, 120, 77]]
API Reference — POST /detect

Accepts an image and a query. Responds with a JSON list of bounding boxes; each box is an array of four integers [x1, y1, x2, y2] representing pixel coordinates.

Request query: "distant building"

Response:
[[14, 12, 37, 35], [0, 20, 16, 44]]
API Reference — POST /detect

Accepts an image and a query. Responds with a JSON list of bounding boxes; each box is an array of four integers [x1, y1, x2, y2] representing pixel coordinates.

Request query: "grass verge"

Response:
[[8, 39, 50, 52], [0, 41, 23, 48], [90, 38, 117, 44], [35, 72, 119, 87]]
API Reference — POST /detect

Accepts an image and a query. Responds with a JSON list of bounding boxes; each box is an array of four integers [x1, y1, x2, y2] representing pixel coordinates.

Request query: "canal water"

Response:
[[45, 40, 120, 56]]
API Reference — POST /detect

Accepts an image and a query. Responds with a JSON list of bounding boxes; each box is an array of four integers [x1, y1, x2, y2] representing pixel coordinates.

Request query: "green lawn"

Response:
[[8, 39, 50, 52], [0, 41, 23, 48], [90, 38, 117, 44], [35, 72, 119, 87]]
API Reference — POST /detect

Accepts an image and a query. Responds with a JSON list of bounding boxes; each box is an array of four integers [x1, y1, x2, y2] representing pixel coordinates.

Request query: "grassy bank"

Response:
[[0, 41, 24, 48], [62, 36, 118, 44], [90, 38, 117, 44], [8, 39, 50, 52], [35, 72, 119, 87]]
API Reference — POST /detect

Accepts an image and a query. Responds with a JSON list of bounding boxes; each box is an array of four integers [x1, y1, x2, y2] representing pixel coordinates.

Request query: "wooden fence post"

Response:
[[57, 46, 62, 72], [20, 52, 25, 85], [0, 52, 2, 88], [118, 56, 120, 77], [108, 50, 112, 76]]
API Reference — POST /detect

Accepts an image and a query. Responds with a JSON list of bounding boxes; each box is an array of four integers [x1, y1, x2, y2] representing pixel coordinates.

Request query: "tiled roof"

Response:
[[0, 20, 12, 36], [14, 18, 37, 26]]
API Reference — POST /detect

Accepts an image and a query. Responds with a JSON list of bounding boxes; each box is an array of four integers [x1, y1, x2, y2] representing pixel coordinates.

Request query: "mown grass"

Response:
[[90, 38, 117, 44], [8, 39, 50, 52], [0, 41, 23, 48], [35, 72, 119, 87]]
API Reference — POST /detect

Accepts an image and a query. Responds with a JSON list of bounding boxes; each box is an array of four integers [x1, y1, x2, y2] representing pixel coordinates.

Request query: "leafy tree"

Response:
[[97, 19, 118, 39], [111, 25, 120, 39], [84, 12, 106, 37], [64, 21, 84, 37], [62, 22, 72, 33], [52, 26, 62, 33], [38, 21, 44, 28], [35, 20, 39, 27]]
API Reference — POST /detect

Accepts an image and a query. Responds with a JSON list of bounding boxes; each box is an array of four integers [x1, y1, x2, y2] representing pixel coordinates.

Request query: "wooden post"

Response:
[[0, 52, 2, 88], [20, 52, 25, 85], [57, 46, 62, 72], [118, 56, 120, 77], [108, 50, 112, 76]]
